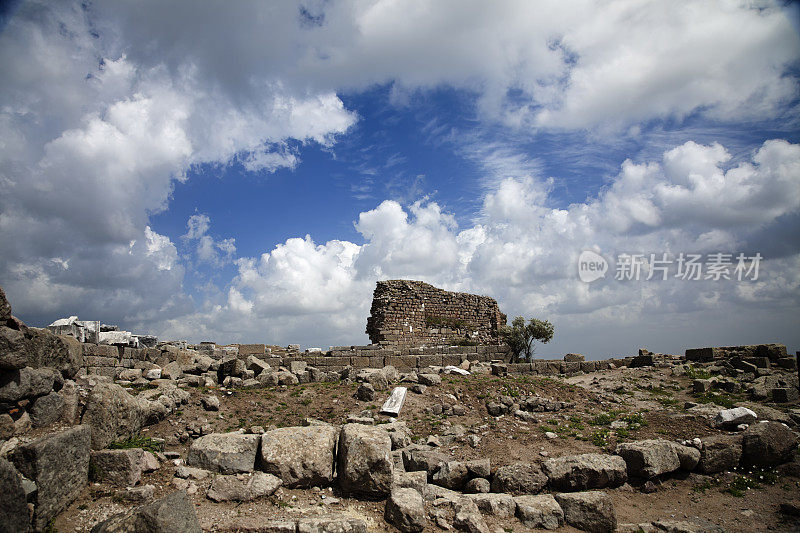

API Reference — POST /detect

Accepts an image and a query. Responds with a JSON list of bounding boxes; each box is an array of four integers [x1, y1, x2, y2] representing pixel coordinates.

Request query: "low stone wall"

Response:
[[73, 340, 794, 384], [685, 343, 787, 363]]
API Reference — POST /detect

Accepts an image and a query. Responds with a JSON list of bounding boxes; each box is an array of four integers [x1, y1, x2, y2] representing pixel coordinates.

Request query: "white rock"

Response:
[[381, 387, 408, 416], [713, 407, 757, 429], [444, 366, 470, 376]]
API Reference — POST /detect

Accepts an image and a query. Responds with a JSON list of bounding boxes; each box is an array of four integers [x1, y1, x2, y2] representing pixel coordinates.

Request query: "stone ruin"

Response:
[[2, 281, 799, 532], [365, 280, 507, 347], [47, 316, 158, 348]]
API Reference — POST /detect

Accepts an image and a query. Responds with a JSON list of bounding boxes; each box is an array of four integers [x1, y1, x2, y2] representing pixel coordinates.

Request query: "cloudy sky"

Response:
[[1, 0, 799, 359]]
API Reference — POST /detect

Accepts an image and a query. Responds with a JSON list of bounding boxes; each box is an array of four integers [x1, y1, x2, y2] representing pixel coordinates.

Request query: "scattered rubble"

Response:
[[1, 284, 799, 531]]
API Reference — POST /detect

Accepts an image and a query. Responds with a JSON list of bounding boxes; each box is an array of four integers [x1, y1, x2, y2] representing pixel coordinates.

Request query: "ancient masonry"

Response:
[[365, 280, 507, 347]]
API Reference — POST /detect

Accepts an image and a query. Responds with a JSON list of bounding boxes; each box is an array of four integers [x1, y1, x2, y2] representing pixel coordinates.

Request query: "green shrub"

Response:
[[685, 365, 713, 380], [694, 391, 737, 408], [590, 413, 615, 426], [108, 436, 163, 453]]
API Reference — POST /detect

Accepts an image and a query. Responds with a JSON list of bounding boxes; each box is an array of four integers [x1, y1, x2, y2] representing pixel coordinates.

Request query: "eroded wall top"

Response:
[[365, 280, 507, 347]]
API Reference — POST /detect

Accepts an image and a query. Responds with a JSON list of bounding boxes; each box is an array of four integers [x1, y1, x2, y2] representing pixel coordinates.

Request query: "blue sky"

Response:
[[1, 1, 799, 358]]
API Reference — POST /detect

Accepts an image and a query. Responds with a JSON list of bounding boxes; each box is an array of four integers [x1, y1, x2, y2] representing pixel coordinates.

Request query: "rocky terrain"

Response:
[[1, 285, 799, 532]]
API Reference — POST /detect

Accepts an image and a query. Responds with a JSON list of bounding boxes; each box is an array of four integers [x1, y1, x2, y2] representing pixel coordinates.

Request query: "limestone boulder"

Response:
[[0, 285, 10, 323], [555, 491, 616, 533], [357, 382, 375, 401], [59, 379, 79, 424], [464, 477, 490, 493], [359, 369, 389, 391], [161, 361, 182, 380], [246, 355, 271, 375], [515, 494, 564, 530], [276, 370, 299, 386], [402, 446, 448, 476], [201, 395, 220, 412], [671, 443, 701, 471], [90, 490, 201, 533], [713, 407, 757, 429], [418, 373, 441, 386], [258, 424, 338, 488], [90, 448, 144, 487], [381, 421, 413, 450], [338, 423, 394, 497], [384, 488, 426, 532], [81, 382, 153, 449], [741, 421, 798, 468], [10, 425, 91, 530], [466, 492, 516, 518], [29, 391, 65, 428], [0, 325, 83, 377], [257, 369, 278, 386], [463, 458, 490, 478], [0, 366, 58, 404], [490, 462, 548, 494], [141, 451, 160, 473], [207, 472, 282, 502], [453, 497, 489, 533], [297, 516, 367, 533], [615, 439, 681, 479], [393, 471, 428, 493], [0, 457, 29, 533], [698, 434, 742, 474], [432, 460, 469, 490], [186, 432, 261, 474], [544, 453, 627, 491], [0, 325, 27, 370]]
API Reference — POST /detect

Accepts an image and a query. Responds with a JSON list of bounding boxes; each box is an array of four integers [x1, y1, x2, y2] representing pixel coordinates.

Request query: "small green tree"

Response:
[[500, 316, 554, 362]]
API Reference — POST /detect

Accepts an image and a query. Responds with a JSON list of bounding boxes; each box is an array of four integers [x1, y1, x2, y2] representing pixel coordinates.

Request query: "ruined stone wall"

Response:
[[365, 280, 507, 347]]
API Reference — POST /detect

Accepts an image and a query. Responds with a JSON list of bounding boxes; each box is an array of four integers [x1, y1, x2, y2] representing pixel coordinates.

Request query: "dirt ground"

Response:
[[53, 362, 800, 532]]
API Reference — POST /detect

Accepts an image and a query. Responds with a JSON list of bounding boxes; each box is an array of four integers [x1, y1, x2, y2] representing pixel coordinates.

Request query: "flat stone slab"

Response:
[[381, 387, 407, 416], [186, 433, 261, 474]]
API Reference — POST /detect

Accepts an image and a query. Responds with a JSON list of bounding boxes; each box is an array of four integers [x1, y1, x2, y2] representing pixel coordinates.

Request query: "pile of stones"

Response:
[[486, 394, 574, 419]]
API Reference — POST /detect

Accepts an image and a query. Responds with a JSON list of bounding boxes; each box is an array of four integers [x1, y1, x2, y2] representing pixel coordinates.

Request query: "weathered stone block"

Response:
[[615, 439, 681, 479], [699, 434, 742, 474], [491, 462, 547, 494], [384, 488, 426, 532], [0, 366, 58, 403], [258, 425, 338, 487], [207, 472, 282, 502], [91, 490, 201, 532], [10, 425, 90, 530], [29, 390, 65, 428], [0, 457, 29, 532], [90, 448, 144, 486], [515, 494, 564, 530], [741, 421, 798, 468], [543, 454, 627, 491], [186, 433, 261, 474], [555, 491, 616, 533], [338, 423, 393, 497], [238, 344, 266, 356], [81, 382, 152, 449]]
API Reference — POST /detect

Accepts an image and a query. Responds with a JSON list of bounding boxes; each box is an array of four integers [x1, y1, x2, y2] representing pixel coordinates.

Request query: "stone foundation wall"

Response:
[[365, 280, 507, 347], [685, 343, 788, 363], [75, 340, 793, 383]]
